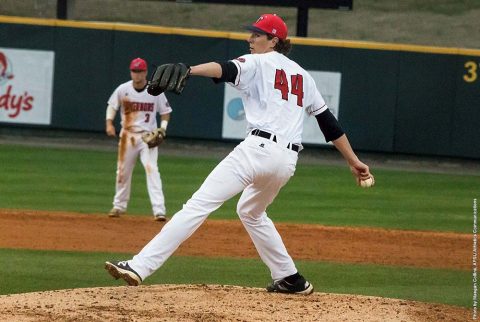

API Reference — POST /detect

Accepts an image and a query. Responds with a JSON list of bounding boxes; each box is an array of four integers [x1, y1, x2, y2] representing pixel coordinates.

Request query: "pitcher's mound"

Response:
[[0, 284, 468, 321]]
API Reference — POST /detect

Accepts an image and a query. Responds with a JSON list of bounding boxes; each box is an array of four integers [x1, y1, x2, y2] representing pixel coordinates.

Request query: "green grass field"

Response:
[[0, 144, 475, 307], [0, 249, 469, 307], [0, 144, 475, 232]]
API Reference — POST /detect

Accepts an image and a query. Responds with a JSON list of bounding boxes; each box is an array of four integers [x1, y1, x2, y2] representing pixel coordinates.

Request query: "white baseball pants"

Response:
[[113, 130, 166, 216], [129, 134, 299, 280]]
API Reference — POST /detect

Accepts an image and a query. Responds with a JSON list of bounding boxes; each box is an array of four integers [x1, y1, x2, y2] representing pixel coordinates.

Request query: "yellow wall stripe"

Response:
[[1, 15, 479, 57], [0, 15, 57, 26]]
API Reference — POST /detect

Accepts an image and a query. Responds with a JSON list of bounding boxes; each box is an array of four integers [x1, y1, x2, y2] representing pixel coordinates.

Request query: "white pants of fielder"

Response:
[[129, 134, 299, 280], [113, 129, 166, 216]]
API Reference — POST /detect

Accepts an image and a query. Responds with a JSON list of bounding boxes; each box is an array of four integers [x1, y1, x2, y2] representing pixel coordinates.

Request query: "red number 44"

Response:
[[274, 69, 304, 107]]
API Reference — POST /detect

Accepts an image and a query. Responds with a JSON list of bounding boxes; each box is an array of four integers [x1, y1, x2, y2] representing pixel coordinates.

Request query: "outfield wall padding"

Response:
[[0, 17, 479, 158]]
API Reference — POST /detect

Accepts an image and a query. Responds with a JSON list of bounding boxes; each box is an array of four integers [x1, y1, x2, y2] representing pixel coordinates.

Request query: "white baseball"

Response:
[[360, 177, 375, 188]]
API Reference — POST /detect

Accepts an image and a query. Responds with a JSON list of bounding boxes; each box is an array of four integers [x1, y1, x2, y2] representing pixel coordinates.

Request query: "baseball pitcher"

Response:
[[106, 15, 374, 294]]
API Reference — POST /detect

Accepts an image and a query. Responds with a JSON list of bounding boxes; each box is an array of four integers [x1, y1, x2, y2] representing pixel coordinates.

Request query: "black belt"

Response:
[[250, 129, 300, 152]]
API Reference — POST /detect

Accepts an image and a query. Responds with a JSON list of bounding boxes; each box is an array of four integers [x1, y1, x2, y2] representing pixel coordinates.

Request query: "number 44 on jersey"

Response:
[[274, 69, 304, 107]]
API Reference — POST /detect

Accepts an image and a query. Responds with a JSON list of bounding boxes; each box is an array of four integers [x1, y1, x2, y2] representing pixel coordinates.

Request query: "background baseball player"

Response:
[[106, 57, 172, 221], [105, 14, 374, 294]]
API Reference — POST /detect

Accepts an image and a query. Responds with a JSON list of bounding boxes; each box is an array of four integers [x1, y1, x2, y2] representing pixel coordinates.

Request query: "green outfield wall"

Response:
[[0, 16, 479, 158]]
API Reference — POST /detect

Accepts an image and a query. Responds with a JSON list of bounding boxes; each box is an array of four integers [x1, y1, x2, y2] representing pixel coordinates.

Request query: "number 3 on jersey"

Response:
[[274, 69, 304, 107]]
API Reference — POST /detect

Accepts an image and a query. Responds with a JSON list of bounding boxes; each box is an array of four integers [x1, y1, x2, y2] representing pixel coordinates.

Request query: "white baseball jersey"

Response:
[[230, 51, 328, 144], [108, 80, 172, 133], [127, 51, 326, 284], [108, 80, 171, 217]]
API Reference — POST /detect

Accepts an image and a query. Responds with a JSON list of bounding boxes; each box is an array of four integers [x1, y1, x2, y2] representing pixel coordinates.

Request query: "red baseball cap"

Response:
[[245, 14, 288, 40], [129, 57, 147, 71]]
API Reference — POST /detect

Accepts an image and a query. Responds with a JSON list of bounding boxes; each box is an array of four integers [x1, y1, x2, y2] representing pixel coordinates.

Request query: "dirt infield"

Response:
[[0, 209, 471, 321], [0, 209, 470, 270]]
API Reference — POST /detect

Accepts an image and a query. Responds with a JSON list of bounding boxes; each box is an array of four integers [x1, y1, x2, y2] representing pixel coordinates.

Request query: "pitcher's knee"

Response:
[[236, 203, 251, 221], [241, 216, 262, 227], [237, 208, 265, 226]]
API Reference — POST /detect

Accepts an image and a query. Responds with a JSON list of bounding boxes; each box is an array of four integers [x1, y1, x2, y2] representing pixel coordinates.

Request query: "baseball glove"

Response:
[[142, 128, 166, 148], [147, 63, 190, 96]]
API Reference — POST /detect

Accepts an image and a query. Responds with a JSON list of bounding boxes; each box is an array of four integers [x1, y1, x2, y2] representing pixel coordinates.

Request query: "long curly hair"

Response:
[[267, 35, 292, 56]]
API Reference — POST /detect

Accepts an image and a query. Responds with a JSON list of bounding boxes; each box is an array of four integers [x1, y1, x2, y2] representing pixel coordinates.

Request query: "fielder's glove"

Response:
[[147, 63, 190, 96], [142, 128, 166, 148]]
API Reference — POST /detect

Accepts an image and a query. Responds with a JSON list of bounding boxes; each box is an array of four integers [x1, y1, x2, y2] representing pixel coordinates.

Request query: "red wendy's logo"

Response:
[[235, 57, 246, 63], [0, 52, 14, 85], [0, 51, 34, 118]]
